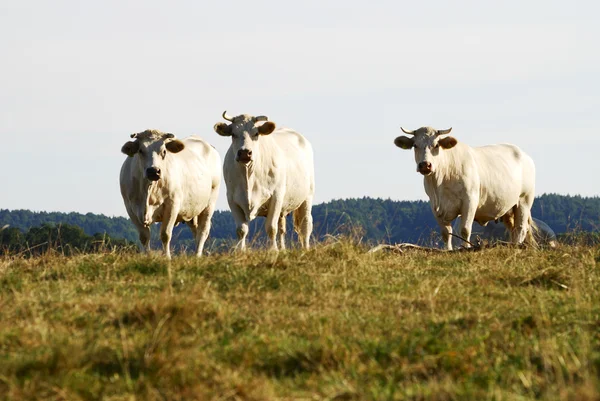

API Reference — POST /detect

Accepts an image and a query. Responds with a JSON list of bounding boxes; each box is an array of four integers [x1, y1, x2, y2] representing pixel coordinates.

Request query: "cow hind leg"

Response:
[[195, 185, 219, 256], [186, 216, 204, 257], [294, 198, 313, 249], [278, 215, 287, 251], [514, 195, 534, 245], [186, 216, 199, 247], [502, 211, 516, 242], [195, 206, 215, 257]]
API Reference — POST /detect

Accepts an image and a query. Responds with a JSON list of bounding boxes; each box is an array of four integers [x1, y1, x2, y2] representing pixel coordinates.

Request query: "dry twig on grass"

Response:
[[367, 238, 525, 254]]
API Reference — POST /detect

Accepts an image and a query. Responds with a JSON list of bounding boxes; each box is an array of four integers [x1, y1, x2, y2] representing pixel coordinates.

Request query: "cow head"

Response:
[[121, 130, 185, 181], [394, 127, 457, 176], [214, 111, 276, 165]]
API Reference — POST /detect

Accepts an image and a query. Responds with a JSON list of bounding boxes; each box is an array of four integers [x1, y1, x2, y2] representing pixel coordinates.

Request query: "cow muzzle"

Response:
[[417, 161, 433, 175], [236, 149, 253, 164], [146, 167, 161, 181]]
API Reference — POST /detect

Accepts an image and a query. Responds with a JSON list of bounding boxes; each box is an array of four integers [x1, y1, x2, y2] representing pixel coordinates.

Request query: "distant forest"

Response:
[[1, 194, 599, 253]]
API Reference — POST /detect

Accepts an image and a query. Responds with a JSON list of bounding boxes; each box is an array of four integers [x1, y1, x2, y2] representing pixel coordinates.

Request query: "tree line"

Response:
[[0, 223, 133, 256], [1, 193, 598, 254]]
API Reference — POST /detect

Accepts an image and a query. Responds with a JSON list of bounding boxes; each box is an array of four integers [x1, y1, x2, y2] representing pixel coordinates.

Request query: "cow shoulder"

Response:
[[179, 136, 212, 157], [272, 128, 311, 152]]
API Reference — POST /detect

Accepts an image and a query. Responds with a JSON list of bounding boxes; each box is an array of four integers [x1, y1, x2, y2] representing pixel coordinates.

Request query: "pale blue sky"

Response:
[[1, 1, 598, 216]]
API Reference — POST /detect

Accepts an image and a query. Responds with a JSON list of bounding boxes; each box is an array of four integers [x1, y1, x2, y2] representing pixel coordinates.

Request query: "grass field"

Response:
[[1, 241, 599, 400]]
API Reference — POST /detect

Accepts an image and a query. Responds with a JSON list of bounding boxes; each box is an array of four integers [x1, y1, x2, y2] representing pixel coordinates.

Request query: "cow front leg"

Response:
[[126, 207, 151, 253], [458, 205, 477, 248], [229, 203, 249, 251], [138, 226, 151, 253], [435, 217, 453, 251], [160, 206, 178, 259]]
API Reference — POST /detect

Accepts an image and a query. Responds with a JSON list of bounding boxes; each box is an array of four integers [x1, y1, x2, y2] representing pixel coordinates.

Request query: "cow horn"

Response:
[[222, 111, 235, 122], [254, 115, 269, 122], [436, 128, 452, 136], [400, 127, 414, 135], [130, 133, 138, 138]]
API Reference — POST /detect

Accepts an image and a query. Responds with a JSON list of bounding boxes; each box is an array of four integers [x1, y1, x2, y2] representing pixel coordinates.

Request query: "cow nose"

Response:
[[146, 167, 161, 181], [236, 149, 252, 163], [417, 161, 432, 174]]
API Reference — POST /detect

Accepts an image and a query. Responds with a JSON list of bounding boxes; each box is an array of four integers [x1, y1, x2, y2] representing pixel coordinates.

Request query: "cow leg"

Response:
[[186, 216, 203, 256], [195, 205, 215, 257], [502, 211, 516, 242], [125, 207, 151, 253], [195, 182, 219, 256], [514, 195, 534, 244], [458, 204, 477, 248], [436, 219, 453, 251], [294, 198, 313, 249], [138, 226, 151, 253], [278, 215, 287, 251], [265, 198, 284, 251], [160, 206, 178, 259], [230, 204, 249, 251]]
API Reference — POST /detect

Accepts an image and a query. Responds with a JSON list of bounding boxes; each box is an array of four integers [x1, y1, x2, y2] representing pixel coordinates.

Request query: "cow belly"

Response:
[[282, 174, 311, 213], [177, 185, 212, 221], [474, 203, 514, 225]]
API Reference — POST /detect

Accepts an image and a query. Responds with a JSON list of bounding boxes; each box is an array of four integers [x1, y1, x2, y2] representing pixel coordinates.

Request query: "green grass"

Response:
[[0, 242, 599, 400]]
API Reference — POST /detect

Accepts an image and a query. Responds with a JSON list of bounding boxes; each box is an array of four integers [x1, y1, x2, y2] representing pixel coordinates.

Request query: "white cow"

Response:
[[394, 127, 536, 250], [120, 130, 221, 258], [214, 111, 315, 251]]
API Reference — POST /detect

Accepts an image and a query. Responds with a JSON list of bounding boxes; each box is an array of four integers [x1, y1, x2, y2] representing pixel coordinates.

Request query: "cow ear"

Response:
[[258, 122, 276, 135], [214, 122, 232, 136], [394, 136, 414, 150], [121, 141, 139, 157], [166, 139, 185, 153], [438, 136, 458, 149]]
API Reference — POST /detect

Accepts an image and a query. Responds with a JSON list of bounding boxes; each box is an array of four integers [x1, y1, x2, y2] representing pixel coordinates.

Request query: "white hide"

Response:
[[216, 113, 315, 251], [120, 131, 221, 258], [395, 127, 536, 250]]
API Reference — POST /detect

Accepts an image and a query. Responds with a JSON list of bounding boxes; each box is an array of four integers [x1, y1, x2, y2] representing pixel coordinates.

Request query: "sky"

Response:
[[1, 0, 599, 217]]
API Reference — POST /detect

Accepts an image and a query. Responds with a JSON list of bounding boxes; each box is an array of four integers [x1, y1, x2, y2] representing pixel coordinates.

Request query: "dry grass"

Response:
[[0, 241, 599, 400]]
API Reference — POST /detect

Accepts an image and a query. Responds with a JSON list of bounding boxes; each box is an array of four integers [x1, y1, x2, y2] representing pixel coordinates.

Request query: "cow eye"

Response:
[[161, 150, 166, 158], [434, 144, 440, 149]]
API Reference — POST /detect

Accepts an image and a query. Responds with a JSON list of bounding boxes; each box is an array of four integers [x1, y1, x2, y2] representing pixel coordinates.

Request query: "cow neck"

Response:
[[423, 151, 455, 216], [139, 179, 164, 223], [238, 160, 256, 220], [236, 136, 278, 220]]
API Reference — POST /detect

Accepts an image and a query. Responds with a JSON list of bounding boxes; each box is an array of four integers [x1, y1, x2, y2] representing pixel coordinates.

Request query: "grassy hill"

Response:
[[1, 242, 599, 399]]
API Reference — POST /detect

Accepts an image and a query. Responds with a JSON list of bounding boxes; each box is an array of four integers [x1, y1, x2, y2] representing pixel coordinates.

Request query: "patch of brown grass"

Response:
[[0, 242, 599, 400]]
